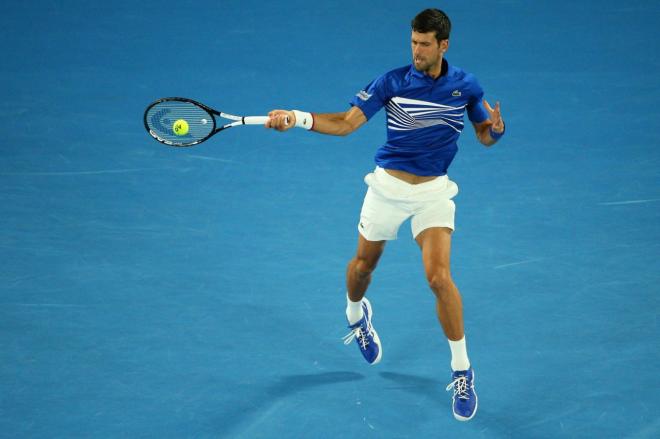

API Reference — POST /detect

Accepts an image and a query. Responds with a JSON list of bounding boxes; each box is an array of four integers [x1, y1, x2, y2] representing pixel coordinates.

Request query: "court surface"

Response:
[[1, 1, 659, 437]]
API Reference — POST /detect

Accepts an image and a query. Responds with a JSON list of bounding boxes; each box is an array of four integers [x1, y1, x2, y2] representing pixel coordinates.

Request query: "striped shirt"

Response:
[[350, 59, 489, 176]]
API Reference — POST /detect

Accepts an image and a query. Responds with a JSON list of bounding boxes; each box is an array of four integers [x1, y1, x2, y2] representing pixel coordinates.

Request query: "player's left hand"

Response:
[[483, 99, 504, 133]]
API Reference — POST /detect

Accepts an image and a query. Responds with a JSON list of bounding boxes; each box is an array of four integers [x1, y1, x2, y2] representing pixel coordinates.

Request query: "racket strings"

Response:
[[145, 101, 214, 146]]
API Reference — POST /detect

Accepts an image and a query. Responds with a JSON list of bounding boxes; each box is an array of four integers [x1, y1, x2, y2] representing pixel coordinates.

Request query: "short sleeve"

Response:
[[349, 74, 390, 120], [466, 76, 489, 124]]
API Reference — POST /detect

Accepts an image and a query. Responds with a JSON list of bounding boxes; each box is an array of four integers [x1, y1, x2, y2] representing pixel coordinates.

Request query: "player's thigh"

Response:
[[415, 226, 453, 276], [354, 233, 386, 269]]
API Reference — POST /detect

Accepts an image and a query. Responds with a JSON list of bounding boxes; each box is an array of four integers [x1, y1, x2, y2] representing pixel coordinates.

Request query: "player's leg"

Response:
[[342, 234, 386, 365], [415, 226, 477, 421], [409, 178, 469, 366], [344, 168, 409, 365], [347, 174, 405, 322], [346, 233, 386, 303], [415, 227, 464, 343]]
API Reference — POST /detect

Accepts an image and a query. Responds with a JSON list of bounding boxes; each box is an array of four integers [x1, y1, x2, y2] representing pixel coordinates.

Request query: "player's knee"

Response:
[[427, 269, 454, 299], [352, 256, 378, 280]]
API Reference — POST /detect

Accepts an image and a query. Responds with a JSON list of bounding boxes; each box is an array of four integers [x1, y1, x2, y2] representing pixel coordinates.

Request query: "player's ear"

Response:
[[440, 39, 449, 53]]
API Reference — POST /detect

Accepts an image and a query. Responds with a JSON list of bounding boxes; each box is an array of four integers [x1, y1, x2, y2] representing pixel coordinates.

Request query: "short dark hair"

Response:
[[411, 8, 451, 42]]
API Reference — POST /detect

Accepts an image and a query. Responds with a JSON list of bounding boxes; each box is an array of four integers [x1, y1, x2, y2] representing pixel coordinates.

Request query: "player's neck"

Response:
[[426, 57, 445, 79], [428, 65, 442, 79]]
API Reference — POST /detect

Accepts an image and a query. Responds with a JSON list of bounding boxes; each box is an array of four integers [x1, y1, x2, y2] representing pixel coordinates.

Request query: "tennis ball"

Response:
[[173, 119, 189, 136]]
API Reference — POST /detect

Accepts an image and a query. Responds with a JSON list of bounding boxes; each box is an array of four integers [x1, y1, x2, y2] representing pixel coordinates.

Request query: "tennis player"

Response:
[[266, 8, 504, 421]]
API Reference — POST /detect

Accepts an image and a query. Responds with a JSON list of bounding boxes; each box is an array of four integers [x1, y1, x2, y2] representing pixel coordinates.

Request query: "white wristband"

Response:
[[292, 110, 314, 130]]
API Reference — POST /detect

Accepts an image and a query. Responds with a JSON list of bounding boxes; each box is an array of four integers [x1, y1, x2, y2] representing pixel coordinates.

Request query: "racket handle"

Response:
[[243, 116, 269, 125], [243, 116, 290, 125]]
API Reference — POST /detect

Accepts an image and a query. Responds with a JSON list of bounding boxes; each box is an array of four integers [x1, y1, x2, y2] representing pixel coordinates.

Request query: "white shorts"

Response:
[[358, 167, 459, 241]]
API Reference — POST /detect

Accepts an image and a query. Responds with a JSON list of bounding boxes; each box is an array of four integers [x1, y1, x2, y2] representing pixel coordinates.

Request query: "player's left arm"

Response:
[[472, 99, 505, 147]]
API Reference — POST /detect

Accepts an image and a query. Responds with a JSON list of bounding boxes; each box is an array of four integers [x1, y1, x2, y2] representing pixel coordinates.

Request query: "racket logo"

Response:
[[149, 108, 171, 133], [149, 107, 190, 138]]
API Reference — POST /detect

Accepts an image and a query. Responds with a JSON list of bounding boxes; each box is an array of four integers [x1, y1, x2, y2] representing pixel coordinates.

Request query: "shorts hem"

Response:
[[358, 225, 397, 242], [412, 223, 455, 239]]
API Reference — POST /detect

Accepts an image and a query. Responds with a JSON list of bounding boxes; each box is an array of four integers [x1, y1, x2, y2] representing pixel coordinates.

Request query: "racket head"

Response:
[[143, 97, 218, 147]]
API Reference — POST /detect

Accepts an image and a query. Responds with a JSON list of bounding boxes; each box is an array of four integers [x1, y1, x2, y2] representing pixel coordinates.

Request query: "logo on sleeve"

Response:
[[357, 90, 372, 101], [452, 90, 462, 97]]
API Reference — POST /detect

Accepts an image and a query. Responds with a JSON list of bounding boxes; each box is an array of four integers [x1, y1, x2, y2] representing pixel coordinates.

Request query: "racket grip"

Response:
[[243, 116, 269, 125], [243, 116, 290, 125]]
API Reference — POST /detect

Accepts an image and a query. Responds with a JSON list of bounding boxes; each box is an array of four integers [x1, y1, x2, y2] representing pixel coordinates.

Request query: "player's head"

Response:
[[410, 9, 451, 74], [411, 8, 451, 42]]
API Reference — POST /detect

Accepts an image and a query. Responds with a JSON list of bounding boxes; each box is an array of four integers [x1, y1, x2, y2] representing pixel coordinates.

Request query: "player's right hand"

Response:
[[266, 110, 294, 131]]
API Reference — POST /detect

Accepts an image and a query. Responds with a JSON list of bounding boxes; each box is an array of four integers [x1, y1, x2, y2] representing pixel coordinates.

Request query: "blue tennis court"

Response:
[[1, 1, 658, 437]]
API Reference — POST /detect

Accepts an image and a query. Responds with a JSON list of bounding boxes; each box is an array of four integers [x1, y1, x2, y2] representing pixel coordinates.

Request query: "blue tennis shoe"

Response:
[[446, 367, 478, 421], [342, 298, 382, 364]]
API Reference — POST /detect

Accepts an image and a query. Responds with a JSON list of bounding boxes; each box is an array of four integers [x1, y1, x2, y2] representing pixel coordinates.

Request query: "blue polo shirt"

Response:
[[350, 59, 489, 176]]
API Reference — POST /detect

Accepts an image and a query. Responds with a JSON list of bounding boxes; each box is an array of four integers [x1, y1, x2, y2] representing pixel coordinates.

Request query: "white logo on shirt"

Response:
[[357, 90, 372, 101]]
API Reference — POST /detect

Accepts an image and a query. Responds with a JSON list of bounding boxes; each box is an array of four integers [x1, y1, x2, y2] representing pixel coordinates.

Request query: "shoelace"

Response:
[[446, 375, 470, 400], [342, 324, 370, 349]]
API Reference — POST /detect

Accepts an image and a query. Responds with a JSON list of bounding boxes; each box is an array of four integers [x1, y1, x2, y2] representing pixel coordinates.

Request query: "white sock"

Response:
[[346, 294, 364, 325], [448, 336, 471, 371]]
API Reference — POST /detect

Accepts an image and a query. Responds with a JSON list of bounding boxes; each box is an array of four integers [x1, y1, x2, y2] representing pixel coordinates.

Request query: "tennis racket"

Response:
[[144, 97, 278, 147]]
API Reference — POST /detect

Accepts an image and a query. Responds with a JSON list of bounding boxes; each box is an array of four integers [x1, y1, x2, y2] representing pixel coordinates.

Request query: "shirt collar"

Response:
[[409, 58, 450, 80]]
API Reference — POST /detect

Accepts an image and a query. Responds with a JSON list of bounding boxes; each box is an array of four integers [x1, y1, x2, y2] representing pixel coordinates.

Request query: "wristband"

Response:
[[292, 110, 314, 130], [489, 123, 505, 140]]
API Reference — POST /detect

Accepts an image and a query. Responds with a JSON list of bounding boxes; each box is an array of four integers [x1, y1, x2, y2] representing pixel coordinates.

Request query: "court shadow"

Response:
[[266, 371, 366, 398], [379, 371, 444, 400], [216, 371, 365, 436]]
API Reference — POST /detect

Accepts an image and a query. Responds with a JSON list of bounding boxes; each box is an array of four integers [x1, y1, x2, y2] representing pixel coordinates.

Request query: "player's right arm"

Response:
[[266, 106, 367, 136]]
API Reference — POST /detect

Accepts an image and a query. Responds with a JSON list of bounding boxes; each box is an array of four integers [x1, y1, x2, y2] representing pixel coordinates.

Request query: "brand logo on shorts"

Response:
[[359, 222, 365, 229], [452, 90, 462, 97]]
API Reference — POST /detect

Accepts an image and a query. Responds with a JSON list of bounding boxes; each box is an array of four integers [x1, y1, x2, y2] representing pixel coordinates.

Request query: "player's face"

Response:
[[411, 31, 447, 74]]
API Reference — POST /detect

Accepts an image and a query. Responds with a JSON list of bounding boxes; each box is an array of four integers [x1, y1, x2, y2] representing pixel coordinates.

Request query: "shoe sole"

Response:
[[362, 298, 382, 365], [453, 370, 477, 421]]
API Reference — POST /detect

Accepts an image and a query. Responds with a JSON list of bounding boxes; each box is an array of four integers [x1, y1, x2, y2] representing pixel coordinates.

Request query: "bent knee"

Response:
[[427, 270, 455, 297], [352, 256, 379, 278]]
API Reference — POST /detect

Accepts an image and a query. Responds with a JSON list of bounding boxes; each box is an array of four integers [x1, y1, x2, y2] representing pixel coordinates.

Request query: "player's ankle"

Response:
[[448, 336, 471, 371], [346, 293, 364, 325]]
